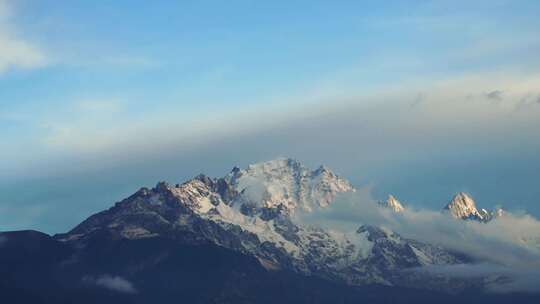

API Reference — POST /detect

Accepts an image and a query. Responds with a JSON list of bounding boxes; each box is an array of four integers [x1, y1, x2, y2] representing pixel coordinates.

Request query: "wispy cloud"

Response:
[[298, 190, 540, 293], [416, 263, 540, 294], [83, 274, 137, 294], [0, 0, 47, 74]]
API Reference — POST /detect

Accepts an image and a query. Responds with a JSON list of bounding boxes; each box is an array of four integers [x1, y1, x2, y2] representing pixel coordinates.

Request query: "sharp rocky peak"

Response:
[[444, 192, 482, 220], [378, 195, 405, 212], [443, 192, 508, 223]]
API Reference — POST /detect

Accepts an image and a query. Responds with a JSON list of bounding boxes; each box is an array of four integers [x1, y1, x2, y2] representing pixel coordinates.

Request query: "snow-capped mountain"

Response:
[[443, 192, 504, 222], [56, 158, 471, 291], [378, 195, 405, 212], [225, 158, 355, 214], [444, 192, 483, 220], [4, 158, 539, 303]]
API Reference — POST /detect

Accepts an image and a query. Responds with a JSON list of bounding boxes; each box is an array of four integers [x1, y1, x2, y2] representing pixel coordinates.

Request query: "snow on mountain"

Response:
[[444, 192, 485, 221], [56, 158, 471, 291], [443, 192, 505, 222], [225, 158, 355, 214], [378, 195, 405, 212]]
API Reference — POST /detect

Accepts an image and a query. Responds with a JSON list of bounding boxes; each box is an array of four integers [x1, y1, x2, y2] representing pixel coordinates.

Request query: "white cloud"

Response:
[[84, 274, 137, 294], [0, 34, 46, 73], [416, 263, 540, 294], [308, 191, 540, 265], [0, 0, 47, 74], [297, 189, 540, 293]]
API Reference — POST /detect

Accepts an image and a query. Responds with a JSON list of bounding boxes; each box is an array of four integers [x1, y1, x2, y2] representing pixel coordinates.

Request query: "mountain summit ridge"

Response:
[[225, 157, 355, 214]]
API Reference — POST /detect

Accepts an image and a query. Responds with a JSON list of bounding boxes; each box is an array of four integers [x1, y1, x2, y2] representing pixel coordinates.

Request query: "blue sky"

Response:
[[1, 0, 540, 233]]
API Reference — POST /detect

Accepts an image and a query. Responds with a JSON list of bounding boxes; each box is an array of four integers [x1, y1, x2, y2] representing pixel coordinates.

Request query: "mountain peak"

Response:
[[444, 192, 483, 220], [226, 158, 354, 213], [378, 195, 405, 212]]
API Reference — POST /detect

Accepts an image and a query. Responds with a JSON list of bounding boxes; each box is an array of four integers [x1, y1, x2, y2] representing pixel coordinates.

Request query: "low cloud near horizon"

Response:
[[83, 274, 137, 294], [298, 189, 540, 293]]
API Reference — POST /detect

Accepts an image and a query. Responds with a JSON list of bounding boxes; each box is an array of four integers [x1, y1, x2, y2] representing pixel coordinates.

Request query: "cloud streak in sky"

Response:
[[0, 0, 47, 74], [5, 69, 539, 178]]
